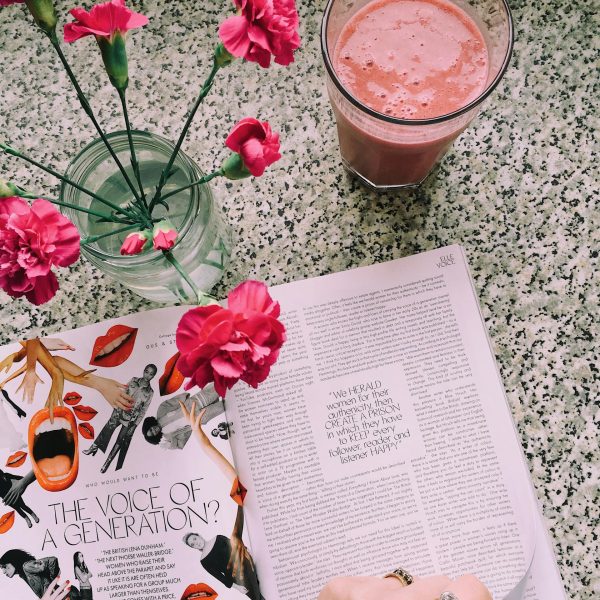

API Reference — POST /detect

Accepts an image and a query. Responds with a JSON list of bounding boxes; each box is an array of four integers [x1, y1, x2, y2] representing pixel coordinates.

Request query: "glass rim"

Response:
[[320, 0, 514, 126], [62, 130, 211, 264]]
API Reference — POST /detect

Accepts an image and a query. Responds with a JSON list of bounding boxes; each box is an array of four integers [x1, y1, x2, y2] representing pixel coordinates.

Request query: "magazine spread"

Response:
[[0, 305, 262, 600], [224, 245, 567, 600], [0, 245, 566, 600]]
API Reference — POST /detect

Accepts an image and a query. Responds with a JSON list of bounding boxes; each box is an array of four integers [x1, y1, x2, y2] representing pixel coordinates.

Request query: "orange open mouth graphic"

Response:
[[180, 583, 218, 600], [90, 325, 138, 368], [29, 407, 79, 492]]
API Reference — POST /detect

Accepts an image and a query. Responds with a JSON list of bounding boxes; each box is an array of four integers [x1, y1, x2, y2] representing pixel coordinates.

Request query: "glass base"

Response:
[[342, 159, 429, 191]]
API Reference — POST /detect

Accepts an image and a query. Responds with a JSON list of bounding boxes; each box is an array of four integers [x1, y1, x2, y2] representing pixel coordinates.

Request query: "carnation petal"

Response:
[[225, 118, 265, 153], [211, 354, 245, 379], [228, 280, 280, 316], [30, 200, 80, 267], [0, 196, 29, 218], [219, 15, 252, 58], [176, 305, 224, 353], [25, 272, 59, 306]]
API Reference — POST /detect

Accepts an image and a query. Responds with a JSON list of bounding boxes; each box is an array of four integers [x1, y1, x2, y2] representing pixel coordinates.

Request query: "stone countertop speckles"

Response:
[[0, 0, 598, 597]]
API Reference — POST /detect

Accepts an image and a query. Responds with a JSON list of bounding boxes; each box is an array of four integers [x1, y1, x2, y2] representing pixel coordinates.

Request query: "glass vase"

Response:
[[60, 131, 233, 303]]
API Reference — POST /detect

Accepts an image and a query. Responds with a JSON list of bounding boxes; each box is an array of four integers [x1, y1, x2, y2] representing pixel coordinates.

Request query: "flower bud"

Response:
[[98, 33, 129, 90], [0, 178, 20, 198], [214, 42, 235, 68], [221, 153, 251, 181], [153, 220, 178, 251], [25, 0, 57, 35], [120, 231, 150, 256]]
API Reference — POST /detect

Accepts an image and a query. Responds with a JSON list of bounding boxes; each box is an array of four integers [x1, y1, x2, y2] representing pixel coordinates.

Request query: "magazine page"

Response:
[[225, 245, 566, 600], [0, 306, 264, 600]]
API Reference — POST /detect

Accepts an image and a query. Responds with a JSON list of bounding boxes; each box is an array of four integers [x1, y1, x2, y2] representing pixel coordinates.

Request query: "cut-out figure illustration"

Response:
[[180, 582, 218, 600], [41, 577, 72, 600], [0, 338, 134, 420], [0, 390, 26, 451], [73, 552, 93, 600], [211, 422, 234, 440], [83, 364, 157, 473], [142, 384, 224, 450], [0, 550, 80, 599], [181, 403, 264, 600], [0, 470, 39, 528]]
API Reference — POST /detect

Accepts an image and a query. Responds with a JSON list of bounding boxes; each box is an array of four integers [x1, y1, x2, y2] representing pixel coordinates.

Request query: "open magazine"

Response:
[[0, 245, 566, 600]]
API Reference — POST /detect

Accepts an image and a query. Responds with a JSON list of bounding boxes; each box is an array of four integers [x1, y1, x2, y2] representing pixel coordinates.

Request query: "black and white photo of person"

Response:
[[0, 469, 39, 528], [183, 506, 263, 600], [0, 388, 26, 451], [180, 402, 264, 600], [142, 384, 225, 449], [83, 364, 157, 472], [0, 550, 80, 599], [73, 552, 93, 600]]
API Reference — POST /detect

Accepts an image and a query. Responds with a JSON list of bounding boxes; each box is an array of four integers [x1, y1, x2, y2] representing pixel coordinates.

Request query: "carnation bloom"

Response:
[[0, 1, 24, 6], [120, 231, 149, 256], [176, 281, 286, 397], [64, 0, 148, 89], [219, 0, 301, 68], [224, 118, 281, 178], [152, 220, 177, 251], [0, 197, 80, 305]]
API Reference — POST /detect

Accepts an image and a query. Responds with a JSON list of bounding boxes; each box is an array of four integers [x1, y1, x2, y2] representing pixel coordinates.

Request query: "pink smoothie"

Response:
[[329, 0, 490, 187]]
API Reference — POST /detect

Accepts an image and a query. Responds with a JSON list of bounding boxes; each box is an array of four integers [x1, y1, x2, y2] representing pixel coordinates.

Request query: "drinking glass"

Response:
[[321, 0, 514, 189]]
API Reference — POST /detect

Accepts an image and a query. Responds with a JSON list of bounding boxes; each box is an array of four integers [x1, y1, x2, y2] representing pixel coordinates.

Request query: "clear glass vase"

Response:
[[60, 131, 233, 303]]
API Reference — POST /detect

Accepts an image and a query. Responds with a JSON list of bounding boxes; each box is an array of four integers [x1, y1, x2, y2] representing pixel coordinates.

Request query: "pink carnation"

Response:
[[0, 197, 80, 305], [120, 231, 149, 256], [64, 0, 148, 43], [152, 220, 177, 251], [176, 281, 286, 397], [0, 1, 24, 6], [226, 118, 281, 177], [219, 0, 301, 68]]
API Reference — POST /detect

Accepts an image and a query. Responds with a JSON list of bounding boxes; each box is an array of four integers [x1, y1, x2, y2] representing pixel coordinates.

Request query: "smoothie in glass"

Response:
[[322, 0, 513, 189]]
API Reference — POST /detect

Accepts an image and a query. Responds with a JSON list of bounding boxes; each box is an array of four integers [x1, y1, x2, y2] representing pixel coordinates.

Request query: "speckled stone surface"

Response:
[[0, 0, 597, 597]]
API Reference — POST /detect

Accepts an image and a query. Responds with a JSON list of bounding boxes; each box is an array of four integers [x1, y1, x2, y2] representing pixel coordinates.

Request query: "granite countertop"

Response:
[[0, 0, 597, 597]]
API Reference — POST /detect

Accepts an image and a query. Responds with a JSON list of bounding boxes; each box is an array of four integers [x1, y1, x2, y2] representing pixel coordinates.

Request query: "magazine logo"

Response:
[[436, 253, 455, 268]]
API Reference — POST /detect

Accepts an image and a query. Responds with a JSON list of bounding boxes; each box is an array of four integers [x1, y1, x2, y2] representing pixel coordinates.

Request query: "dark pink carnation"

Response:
[[64, 0, 148, 43], [226, 118, 281, 177], [219, 0, 301, 68], [0, 197, 80, 305], [0, 1, 24, 6], [176, 281, 286, 397]]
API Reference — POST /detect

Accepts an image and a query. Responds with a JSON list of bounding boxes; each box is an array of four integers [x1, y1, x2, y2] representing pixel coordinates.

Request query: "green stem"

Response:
[[0, 143, 136, 220], [45, 198, 131, 222], [82, 223, 140, 246], [159, 169, 224, 203], [163, 250, 216, 304], [149, 60, 221, 213], [117, 88, 147, 209], [48, 32, 143, 206]]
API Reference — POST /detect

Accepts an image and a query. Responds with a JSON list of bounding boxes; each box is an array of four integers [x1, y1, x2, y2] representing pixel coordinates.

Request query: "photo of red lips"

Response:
[[180, 583, 218, 600], [5, 451, 27, 469], [90, 325, 138, 367], [0, 511, 15, 534], [78, 422, 95, 440], [159, 352, 185, 396], [64, 391, 82, 406], [72, 405, 98, 422]]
